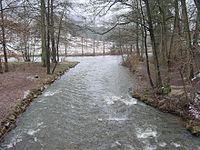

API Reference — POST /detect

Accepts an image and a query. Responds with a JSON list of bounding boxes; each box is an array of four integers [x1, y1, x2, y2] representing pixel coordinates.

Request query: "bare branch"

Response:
[[86, 21, 131, 35]]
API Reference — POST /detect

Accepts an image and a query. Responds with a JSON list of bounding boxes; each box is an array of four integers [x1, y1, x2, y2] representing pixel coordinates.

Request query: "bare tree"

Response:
[[0, 0, 8, 72], [181, 0, 194, 80], [50, 0, 56, 63], [143, 0, 163, 88]]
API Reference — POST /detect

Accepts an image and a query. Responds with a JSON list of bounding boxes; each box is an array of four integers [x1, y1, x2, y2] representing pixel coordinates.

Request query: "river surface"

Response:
[[1, 56, 200, 150]]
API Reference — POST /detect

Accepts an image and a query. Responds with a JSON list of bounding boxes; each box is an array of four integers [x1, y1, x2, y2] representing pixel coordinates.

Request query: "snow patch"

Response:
[[23, 90, 30, 99], [189, 105, 200, 119], [192, 72, 200, 81], [34, 137, 38, 142], [26, 76, 35, 81], [197, 73, 200, 78], [194, 94, 200, 104], [192, 77, 197, 81]]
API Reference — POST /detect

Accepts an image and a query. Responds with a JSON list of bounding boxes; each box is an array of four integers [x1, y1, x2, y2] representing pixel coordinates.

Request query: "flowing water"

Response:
[[1, 56, 200, 150]]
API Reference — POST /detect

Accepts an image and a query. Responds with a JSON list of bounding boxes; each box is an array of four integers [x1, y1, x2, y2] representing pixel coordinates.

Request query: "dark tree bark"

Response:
[[46, 0, 51, 74], [23, 5, 30, 62], [157, 0, 168, 63], [0, 55, 3, 73], [143, 0, 163, 88], [136, 21, 140, 57], [50, 0, 56, 63], [139, 0, 154, 88], [193, 0, 200, 48], [103, 35, 105, 55], [56, 7, 65, 62], [166, 0, 179, 92], [41, 0, 46, 67], [181, 0, 194, 79], [81, 37, 84, 55], [135, 0, 140, 58], [0, 0, 8, 72]]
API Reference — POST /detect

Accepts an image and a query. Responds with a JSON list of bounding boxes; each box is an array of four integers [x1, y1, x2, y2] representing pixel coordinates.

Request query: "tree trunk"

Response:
[[41, 0, 46, 67], [46, 0, 51, 74], [0, 0, 8, 72], [140, 0, 154, 88], [23, 5, 30, 62], [135, 1, 140, 58], [166, 0, 179, 92], [193, 0, 200, 48], [157, 0, 171, 93], [0, 55, 3, 73], [81, 37, 84, 55], [141, 27, 144, 60], [181, 0, 194, 80], [157, 0, 168, 63], [93, 35, 96, 55], [136, 21, 140, 57], [103, 35, 105, 55], [50, 0, 56, 63], [65, 43, 67, 57], [56, 7, 65, 62], [143, 0, 163, 88]]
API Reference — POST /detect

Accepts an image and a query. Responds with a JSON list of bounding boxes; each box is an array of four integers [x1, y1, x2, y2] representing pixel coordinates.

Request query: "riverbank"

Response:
[[0, 61, 79, 140], [123, 55, 200, 136]]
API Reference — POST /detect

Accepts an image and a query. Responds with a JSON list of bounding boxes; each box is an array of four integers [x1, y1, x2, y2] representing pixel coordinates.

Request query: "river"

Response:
[[1, 56, 200, 150]]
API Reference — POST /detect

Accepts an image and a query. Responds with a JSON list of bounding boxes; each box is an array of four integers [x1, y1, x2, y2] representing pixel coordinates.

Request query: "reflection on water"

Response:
[[1, 56, 200, 150]]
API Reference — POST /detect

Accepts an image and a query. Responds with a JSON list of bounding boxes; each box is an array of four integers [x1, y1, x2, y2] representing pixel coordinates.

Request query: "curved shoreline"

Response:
[[0, 62, 79, 141], [132, 87, 200, 137], [122, 55, 200, 137]]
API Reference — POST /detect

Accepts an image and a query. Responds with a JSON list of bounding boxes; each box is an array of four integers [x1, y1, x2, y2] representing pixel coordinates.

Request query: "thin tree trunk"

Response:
[[193, 0, 200, 48], [56, 7, 65, 62], [166, 0, 179, 91], [81, 37, 84, 55], [0, 0, 8, 72], [46, 0, 51, 74], [119, 27, 122, 55], [50, 0, 56, 63], [65, 43, 67, 57], [140, 0, 154, 88], [23, 5, 30, 62], [136, 21, 140, 57], [157, 0, 168, 63], [93, 35, 95, 55], [157, 0, 171, 93], [143, 0, 163, 88], [103, 35, 105, 55], [0, 55, 3, 73], [141, 27, 144, 60], [135, 1, 140, 58], [181, 0, 194, 79], [41, 0, 46, 67]]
